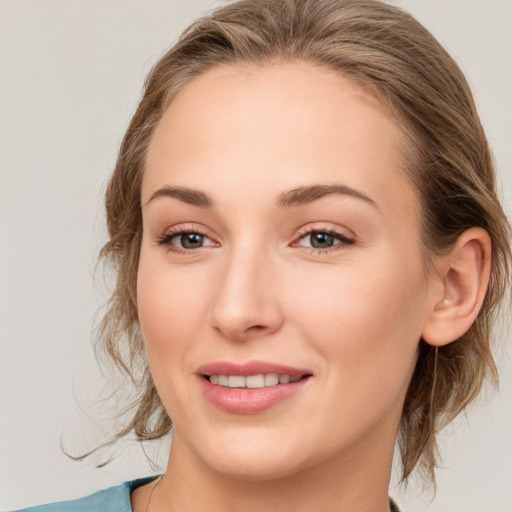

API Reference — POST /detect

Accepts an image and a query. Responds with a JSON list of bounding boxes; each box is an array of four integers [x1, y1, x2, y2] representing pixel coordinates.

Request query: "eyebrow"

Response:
[[145, 186, 214, 208], [145, 184, 377, 209], [277, 184, 377, 209]]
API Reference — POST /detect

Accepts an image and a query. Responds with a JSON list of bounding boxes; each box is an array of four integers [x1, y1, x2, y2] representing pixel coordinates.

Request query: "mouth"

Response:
[[206, 373, 309, 387], [197, 361, 313, 414]]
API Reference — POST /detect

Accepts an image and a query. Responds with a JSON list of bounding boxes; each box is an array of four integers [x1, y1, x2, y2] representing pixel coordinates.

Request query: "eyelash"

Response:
[[294, 227, 355, 254], [155, 227, 355, 255], [156, 226, 215, 255]]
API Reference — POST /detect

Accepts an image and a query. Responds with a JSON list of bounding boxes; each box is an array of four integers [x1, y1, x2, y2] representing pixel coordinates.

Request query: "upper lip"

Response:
[[198, 360, 312, 377]]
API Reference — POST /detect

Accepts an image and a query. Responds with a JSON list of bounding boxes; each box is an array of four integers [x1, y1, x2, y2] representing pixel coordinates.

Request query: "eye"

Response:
[[172, 232, 210, 249], [157, 230, 217, 252], [296, 229, 354, 251]]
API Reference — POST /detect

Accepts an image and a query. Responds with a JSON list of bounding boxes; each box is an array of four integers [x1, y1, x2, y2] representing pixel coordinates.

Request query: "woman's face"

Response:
[[138, 61, 437, 480]]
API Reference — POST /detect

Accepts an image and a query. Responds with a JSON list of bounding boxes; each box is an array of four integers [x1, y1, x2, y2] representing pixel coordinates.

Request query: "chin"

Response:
[[208, 453, 305, 482], [189, 428, 313, 482]]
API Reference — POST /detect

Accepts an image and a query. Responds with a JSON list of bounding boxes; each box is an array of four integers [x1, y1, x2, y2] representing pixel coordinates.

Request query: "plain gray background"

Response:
[[1, 1, 511, 510]]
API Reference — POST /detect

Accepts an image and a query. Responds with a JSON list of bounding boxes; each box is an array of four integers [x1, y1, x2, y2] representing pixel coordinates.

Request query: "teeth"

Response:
[[264, 373, 279, 386], [246, 374, 265, 388], [218, 375, 229, 386], [209, 373, 304, 388], [228, 375, 245, 388]]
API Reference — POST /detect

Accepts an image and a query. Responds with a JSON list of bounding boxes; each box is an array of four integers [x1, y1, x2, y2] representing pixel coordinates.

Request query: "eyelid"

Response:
[[291, 224, 356, 252], [155, 223, 219, 253], [153, 222, 355, 255]]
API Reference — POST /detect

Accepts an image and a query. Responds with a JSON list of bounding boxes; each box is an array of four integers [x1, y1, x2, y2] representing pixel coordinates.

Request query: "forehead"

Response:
[[143, 61, 418, 222]]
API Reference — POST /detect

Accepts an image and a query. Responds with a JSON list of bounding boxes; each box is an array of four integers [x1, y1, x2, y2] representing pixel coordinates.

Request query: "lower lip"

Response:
[[199, 376, 310, 414]]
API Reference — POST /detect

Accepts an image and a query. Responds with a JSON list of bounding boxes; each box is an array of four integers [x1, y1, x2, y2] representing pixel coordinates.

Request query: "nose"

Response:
[[209, 246, 284, 342]]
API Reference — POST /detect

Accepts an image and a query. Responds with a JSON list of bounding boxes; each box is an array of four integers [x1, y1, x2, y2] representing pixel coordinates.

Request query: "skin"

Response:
[[131, 61, 488, 512]]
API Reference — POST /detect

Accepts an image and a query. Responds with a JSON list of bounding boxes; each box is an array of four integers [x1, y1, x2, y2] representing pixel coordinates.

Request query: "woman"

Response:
[[11, 0, 511, 511]]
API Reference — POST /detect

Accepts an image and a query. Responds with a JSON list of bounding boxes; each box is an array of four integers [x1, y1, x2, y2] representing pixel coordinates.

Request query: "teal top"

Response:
[[13, 477, 158, 512], [13, 476, 401, 511]]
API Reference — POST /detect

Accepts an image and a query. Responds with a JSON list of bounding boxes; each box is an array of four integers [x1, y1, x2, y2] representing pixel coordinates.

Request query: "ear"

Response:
[[422, 227, 491, 347]]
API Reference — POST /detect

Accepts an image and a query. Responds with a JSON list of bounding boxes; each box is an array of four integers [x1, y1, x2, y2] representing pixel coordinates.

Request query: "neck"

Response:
[[151, 430, 395, 512]]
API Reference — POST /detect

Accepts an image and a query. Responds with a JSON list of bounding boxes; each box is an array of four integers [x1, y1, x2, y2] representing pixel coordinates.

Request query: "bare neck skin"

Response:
[[132, 406, 400, 512]]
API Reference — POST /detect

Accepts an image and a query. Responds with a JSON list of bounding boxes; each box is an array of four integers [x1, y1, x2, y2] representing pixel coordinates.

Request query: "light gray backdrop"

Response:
[[1, 1, 511, 511]]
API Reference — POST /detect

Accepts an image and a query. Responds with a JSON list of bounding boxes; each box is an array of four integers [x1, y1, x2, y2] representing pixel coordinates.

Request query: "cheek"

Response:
[[291, 252, 426, 386], [136, 253, 210, 362], [136, 255, 215, 418]]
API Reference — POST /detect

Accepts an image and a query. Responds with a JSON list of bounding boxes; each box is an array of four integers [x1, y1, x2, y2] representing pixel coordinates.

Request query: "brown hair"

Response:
[[94, 0, 511, 483]]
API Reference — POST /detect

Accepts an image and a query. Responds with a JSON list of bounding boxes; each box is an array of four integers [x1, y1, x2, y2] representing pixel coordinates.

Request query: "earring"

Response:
[[428, 345, 439, 426]]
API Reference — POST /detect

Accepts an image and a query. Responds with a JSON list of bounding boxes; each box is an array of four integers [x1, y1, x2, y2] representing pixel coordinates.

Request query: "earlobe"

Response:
[[422, 228, 491, 347]]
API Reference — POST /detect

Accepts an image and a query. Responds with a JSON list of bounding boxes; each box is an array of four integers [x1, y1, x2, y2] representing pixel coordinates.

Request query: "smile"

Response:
[[198, 361, 313, 414], [209, 373, 303, 388]]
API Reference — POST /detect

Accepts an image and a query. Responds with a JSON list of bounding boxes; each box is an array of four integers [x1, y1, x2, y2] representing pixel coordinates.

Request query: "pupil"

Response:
[[311, 232, 334, 249], [181, 233, 203, 248]]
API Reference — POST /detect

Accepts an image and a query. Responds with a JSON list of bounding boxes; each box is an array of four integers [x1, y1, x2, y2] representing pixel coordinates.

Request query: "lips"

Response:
[[197, 361, 312, 414]]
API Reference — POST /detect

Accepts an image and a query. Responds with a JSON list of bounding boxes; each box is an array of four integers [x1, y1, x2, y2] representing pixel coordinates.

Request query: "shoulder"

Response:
[[12, 477, 159, 512]]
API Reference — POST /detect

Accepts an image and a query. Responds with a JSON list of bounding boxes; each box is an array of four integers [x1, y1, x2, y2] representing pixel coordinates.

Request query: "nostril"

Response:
[[244, 324, 266, 334]]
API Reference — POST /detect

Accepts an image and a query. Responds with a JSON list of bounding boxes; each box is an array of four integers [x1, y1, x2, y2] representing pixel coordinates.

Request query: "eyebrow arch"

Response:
[[145, 183, 377, 210], [145, 186, 214, 208], [277, 184, 377, 209]]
